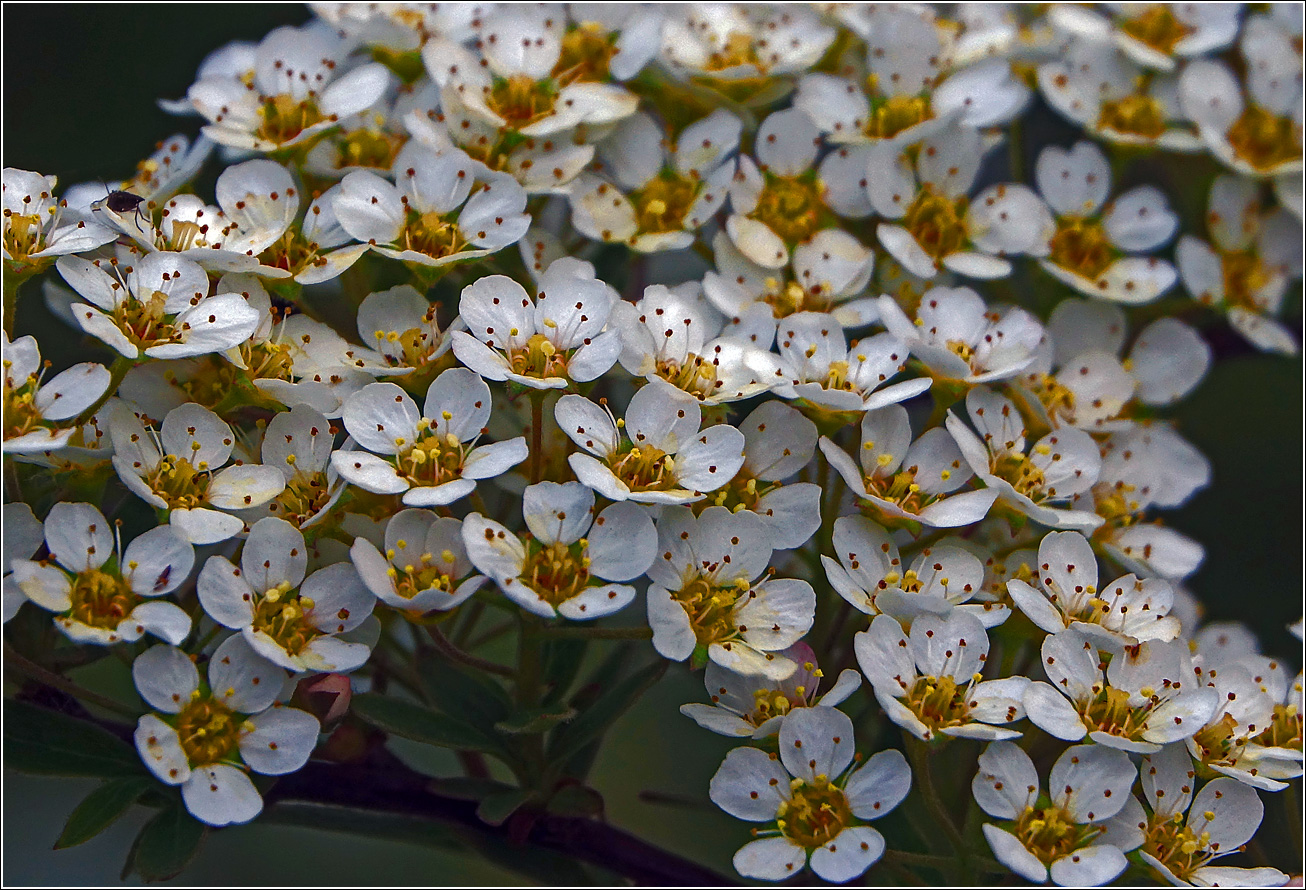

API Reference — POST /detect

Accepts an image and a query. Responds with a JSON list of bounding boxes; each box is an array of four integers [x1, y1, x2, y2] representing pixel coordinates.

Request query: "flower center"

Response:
[[401, 208, 471, 259], [764, 278, 830, 318], [1254, 702, 1303, 752], [705, 31, 761, 73], [704, 474, 774, 514], [751, 174, 822, 245], [175, 696, 242, 767], [992, 450, 1052, 500], [257, 93, 328, 146], [629, 173, 700, 235], [655, 353, 722, 399], [394, 423, 470, 488], [3, 210, 50, 263], [251, 581, 318, 655], [747, 682, 812, 726], [1189, 712, 1244, 766], [1216, 248, 1275, 311], [904, 185, 969, 262], [1077, 682, 1161, 742], [1227, 106, 1303, 172], [1142, 813, 1213, 880], [376, 317, 442, 370], [1026, 373, 1077, 422], [509, 332, 570, 379], [1097, 94, 1166, 139], [1013, 803, 1103, 866], [145, 455, 213, 510], [865, 92, 933, 141], [113, 289, 187, 351], [2, 366, 48, 440], [555, 22, 618, 86], [1048, 217, 1115, 281], [163, 356, 242, 409], [902, 673, 976, 731], [386, 545, 460, 601], [488, 74, 559, 129], [260, 227, 332, 277], [270, 469, 332, 526], [521, 538, 592, 606], [334, 127, 405, 171], [608, 443, 677, 492], [68, 569, 138, 629], [863, 462, 937, 515], [673, 576, 751, 645], [1120, 6, 1193, 55], [778, 777, 854, 849]]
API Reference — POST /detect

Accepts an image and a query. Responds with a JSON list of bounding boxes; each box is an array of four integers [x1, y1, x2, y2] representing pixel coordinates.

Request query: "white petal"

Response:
[[182, 764, 263, 827], [732, 837, 807, 881], [132, 645, 200, 714], [239, 706, 320, 775], [135, 715, 189, 785]]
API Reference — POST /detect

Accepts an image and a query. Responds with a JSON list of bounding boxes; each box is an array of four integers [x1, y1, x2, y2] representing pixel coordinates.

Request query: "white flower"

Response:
[[352, 510, 486, 615], [1032, 141, 1179, 304], [133, 635, 319, 826], [188, 22, 391, 152], [877, 287, 1046, 384], [1180, 14, 1304, 179], [855, 612, 1028, 742], [2, 333, 111, 454], [1023, 629, 1218, 753], [556, 381, 745, 505], [198, 517, 374, 672], [56, 252, 260, 361], [709, 707, 910, 883], [681, 642, 860, 738], [2, 502, 42, 622], [1039, 38, 1202, 151], [332, 368, 528, 507], [333, 145, 530, 270], [1049, 4, 1241, 72], [569, 110, 738, 251], [255, 403, 347, 529], [1007, 530, 1181, 646], [356, 284, 457, 384], [821, 405, 999, 529], [1177, 174, 1303, 355], [452, 259, 621, 389], [463, 481, 656, 620], [1123, 744, 1289, 887], [973, 740, 1137, 885], [647, 506, 814, 680], [822, 515, 1006, 628], [947, 386, 1104, 531], [2, 168, 116, 273], [659, 5, 835, 87], [10, 502, 192, 645], [110, 402, 286, 545], [773, 313, 931, 414], [868, 126, 1051, 280]]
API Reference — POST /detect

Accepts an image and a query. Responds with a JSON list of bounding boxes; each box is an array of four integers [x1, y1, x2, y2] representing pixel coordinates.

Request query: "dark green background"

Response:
[[4, 4, 1303, 885]]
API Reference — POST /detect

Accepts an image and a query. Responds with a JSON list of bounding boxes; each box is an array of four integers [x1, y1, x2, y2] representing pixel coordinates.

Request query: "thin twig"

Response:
[[4, 643, 139, 719], [425, 624, 516, 678]]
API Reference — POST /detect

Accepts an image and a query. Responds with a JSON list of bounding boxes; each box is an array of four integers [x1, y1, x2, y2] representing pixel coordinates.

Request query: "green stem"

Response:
[[529, 624, 652, 641], [3, 268, 30, 337], [906, 734, 974, 882], [4, 643, 139, 719], [425, 624, 515, 678], [529, 390, 545, 484]]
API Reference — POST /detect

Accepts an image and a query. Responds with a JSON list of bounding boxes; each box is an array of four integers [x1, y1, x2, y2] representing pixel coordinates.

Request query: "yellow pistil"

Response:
[[144, 455, 213, 510], [400, 207, 471, 260], [777, 777, 854, 848], [673, 576, 751, 645], [763, 278, 833, 318], [1226, 105, 1303, 173], [1119, 6, 1194, 55], [487, 74, 559, 130], [394, 421, 471, 488], [1189, 712, 1244, 767], [251, 580, 318, 655], [387, 547, 459, 600], [1254, 701, 1302, 753], [509, 332, 569, 379], [863, 463, 933, 514], [554, 22, 619, 86], [901, 673, 975, 734], [67, 569, 139, 630], [1013, 803, 1104, 866], [1141, 812, 1213, 881], [865, 92, 933, 141], [270, 470, 332, 526], [1216, 249, 1274, 311], [704, 31, 762, 73], [1097, 94, 1167, 139], [1047, 217, 1115, 281], [258, 227, 333, 278], [705, 474, 775, 515], [1026, 373, 1077, 422], [747, 681, 811, 725], [903, 185, 969, 262], [2, 365, 48, 440], [521, 538, 593, 606], [751, 173, 822, 245], [992, 451, 1049, 500], [655, 353, 722, 400], [111, 288, 189, 352], [608, 443, 677, 492], [175, 696, 242, 767], [1077, 683, 1154, 743], [163, 357, 241, 410], [379, 314, 442, 370], [257, 93, 329, 146], [629, 174, 700, 236], [334, 126, 405, 171]]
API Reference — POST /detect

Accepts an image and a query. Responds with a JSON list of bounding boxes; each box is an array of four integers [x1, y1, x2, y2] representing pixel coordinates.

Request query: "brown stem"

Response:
[[425, 624, 515, 678]]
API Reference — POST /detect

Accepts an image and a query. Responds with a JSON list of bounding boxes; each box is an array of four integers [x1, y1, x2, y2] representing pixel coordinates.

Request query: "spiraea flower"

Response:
[[821, 404, 1000, 530], [947, 386, 1104, 531], [333, 368, 528, 507], [681, 642, 860, 738], [356, 284, 458, 389], [351, 509, 486, 615], [254, 404, 346, 530], [569, 110, 739, 252], [187, 22, 392, 153], [2, 503, 42, 623], [452, 259, 621, 389], [2, 168, 116, 275], [1048, 4, 1241, 72], [647, 506, 814, 679], [110, 402, 286, 545], [1177, 173, 1303, 355], [876, 287, 1046, 385], [10, 501, 192, 646], [556, 380, 746, 505], [3, 333, 110, 454], [56, 251, 261, 361], [973, 740, 1137, 886], [198, 517, 374, 672], [1006, 530, 1182, 646], [133, 636, 318, 826], [855, 612, 1029, 742], [463, 481, 656, 619], [709, 707, 910, 882], [1023, 629, 1218, 753], [1032, 141, 1179, 304]]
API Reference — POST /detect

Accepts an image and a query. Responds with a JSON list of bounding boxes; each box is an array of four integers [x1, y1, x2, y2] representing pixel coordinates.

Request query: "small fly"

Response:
[[98, 185, 150, 228], [152, 564, 172, 593]]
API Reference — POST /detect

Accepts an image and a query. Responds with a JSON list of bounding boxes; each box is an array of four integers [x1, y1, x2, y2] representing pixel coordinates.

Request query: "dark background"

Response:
[[4, 4, 1303, 885]]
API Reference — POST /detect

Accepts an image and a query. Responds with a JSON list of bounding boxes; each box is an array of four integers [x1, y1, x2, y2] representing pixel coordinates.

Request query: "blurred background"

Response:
[[4, 4, 1302, 885]]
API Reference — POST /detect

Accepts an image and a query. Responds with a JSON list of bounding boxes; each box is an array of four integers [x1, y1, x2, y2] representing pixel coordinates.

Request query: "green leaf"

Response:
[[475, 788, 532, 827], [540, 638, 589, 707], [128, 804, 206, 882], [260, 802, 462, 851], [352, 693, 499, 753], [494, 705, 576, 735], [546, 783, 604, 818], [417, 650, 513, 734], [547, 659, 667, 766], [55, 776, 152, 849], [4, 700, 143, 777]]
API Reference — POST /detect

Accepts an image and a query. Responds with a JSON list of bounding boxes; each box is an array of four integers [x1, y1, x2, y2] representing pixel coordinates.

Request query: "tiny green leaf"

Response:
[[4, 701, 142, 777], [55, 776, 152, 849], [129, 804, 206, 882], [475, 788, 532, 827], [352, 693, 500, 753], [494, 705, 576, 735]]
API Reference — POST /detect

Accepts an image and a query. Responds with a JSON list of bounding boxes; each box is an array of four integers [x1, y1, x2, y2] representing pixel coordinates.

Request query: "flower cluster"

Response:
[[4, 3, 1300, 886]]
